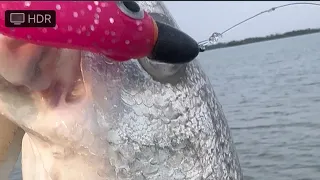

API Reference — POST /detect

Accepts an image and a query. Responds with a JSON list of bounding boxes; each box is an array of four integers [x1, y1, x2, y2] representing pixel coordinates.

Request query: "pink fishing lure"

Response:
[[0, 1, 158, 61]]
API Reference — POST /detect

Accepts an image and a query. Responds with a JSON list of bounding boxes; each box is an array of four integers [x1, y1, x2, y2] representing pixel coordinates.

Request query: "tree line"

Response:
[[206, 28, 320, 50]]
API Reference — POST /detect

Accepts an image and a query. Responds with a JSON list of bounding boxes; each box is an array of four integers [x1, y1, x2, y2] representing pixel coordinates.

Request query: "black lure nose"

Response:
[[148, 21, 200, 64]]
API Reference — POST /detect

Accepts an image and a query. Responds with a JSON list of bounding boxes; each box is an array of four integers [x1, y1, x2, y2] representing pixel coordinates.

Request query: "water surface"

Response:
[[199, 33, 320, 180]]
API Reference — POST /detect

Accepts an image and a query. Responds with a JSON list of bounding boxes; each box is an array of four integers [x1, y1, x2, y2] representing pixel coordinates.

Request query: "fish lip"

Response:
[[40, 56, 85, 108]]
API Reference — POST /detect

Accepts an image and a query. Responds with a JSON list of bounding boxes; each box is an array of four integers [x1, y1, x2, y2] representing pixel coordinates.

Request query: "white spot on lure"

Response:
[[56, 4, 61, 10], [136, 20, 142, 26], [87, 5, 92, 11], [96, 7, 102, 13], [24, 1, 31, 7], [109, 18, 114, 24], [73, 12, 78, 18], [100, 2, 107, 7], [90, 25, 95, 31]]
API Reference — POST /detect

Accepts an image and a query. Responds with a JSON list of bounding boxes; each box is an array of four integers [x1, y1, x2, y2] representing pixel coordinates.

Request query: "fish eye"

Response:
[[138, 58, 187, 84], [138, 12, 187, 84], [117, 1, 144, 20]]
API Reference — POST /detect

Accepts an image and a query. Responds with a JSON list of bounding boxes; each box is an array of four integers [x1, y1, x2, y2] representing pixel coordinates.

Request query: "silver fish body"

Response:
[[4, 1, 242, 180]]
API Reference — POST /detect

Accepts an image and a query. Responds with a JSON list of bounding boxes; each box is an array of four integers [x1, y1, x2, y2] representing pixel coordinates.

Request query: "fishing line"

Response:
[[198, 2, 320, 52]]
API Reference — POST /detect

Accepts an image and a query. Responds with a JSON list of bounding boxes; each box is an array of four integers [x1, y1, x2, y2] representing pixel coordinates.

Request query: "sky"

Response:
[[164, 1, 320, 42]]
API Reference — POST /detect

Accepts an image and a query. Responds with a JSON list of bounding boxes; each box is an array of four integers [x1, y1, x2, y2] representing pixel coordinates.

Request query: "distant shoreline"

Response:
[[206, 28, 320, 50]]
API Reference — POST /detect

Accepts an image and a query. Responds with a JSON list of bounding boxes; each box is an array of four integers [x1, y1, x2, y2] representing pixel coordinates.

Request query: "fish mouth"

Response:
[[36, 49, 86, 109], [40, 69, 85, 108], [0, 37, 87, 109], [43, 53, 84, 108]]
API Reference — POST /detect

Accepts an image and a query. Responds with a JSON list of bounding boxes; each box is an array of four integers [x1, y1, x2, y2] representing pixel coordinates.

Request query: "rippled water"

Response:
[[10, 33, 320, 180], [199, 33, 320, 180]]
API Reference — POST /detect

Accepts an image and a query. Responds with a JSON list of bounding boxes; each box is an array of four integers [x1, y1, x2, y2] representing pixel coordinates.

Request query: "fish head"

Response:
[[0, 1, 242, 180]]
